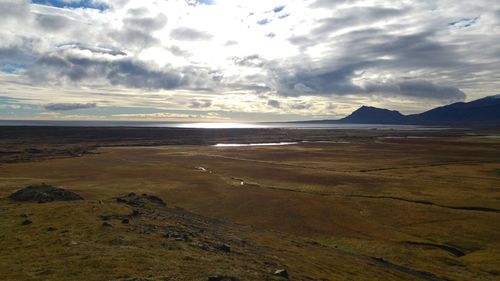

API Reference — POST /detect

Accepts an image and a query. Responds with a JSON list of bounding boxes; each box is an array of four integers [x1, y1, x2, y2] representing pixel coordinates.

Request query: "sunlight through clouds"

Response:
[[0, 0, 499, 121]]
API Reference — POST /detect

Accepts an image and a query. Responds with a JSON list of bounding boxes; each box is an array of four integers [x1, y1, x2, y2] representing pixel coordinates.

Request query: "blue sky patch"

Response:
[[186, 0, 215, 6], [31, 0, 109, 11], [257, 18, 271, 25], [273, 5, 286, 13], [448, 17, 479, 29], [0, 64, 27, 74]]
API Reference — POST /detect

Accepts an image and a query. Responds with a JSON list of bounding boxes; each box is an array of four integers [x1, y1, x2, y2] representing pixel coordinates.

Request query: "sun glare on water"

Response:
[[175, 123, 267, 129]]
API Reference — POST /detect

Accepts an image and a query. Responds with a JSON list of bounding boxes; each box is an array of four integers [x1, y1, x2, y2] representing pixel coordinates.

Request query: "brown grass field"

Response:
[[0, 127, 499, 280]]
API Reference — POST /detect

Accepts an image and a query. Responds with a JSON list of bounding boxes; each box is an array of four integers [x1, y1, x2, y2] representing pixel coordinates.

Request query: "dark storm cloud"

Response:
[[27, 52, 218, 91], [395, 80, 465, 100], [44, 102, 97, 111], [278, 19, 470, 102], [273, 53, 465, 101], [275, 61, 368, 96], [170, 27, 213, 41]]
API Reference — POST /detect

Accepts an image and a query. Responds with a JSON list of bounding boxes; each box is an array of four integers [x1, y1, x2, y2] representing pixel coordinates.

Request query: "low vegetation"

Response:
[[0, 128, 499, 280]]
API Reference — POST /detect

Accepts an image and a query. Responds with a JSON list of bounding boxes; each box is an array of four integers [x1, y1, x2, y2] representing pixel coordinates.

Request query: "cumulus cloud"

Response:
[[0, 0, 499, 120], [44, 102, 97, 111], [25, 46, 218, 91], [170, 27, 213, 41]]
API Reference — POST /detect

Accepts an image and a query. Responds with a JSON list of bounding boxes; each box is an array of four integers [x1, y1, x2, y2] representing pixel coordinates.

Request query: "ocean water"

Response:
[[0, 120, 440, 130]]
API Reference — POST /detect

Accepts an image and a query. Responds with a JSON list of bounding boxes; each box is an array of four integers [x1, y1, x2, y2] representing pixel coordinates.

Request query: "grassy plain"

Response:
[[0, 128, 499, 280]]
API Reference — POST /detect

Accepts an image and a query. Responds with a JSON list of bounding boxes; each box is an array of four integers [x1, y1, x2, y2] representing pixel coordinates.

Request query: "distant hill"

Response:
[[407, 95, 500, 125], [307, 95, 500, 126], [339, 106, 407, 124]]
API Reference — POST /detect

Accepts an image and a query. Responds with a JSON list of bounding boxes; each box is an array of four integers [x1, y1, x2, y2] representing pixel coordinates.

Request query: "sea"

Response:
[[0, 120, 442, 130]]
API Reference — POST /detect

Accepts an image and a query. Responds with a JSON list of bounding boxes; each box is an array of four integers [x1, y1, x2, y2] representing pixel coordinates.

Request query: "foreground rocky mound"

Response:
[[9, 184, 84, 203], [116, 192, 166, 207]]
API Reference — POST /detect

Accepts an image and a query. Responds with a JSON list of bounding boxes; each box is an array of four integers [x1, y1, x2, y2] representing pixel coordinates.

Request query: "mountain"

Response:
[[407, 95, 500, 125], [339, 106, 407, 124], [307, 95, 500, 126]]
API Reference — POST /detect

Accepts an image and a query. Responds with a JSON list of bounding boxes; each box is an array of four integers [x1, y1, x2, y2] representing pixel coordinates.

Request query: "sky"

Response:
[[0, 0, 499, 122]]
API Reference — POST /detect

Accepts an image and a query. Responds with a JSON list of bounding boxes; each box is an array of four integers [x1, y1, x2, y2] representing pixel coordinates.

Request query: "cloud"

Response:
[[0, 0, 30, 24], [267, 99, 280, 108], [111, 112, 225, 120], [170, 27, 213, 41], [167, 45, 191, 57], [44, 102, 97, 111], [26, 49, 218, 91], [190, 99, 212, 108], [290, 102, 312, 110], [186, 0, 215, 6], [395, 80, 466, 101], [123, 9, 167, 31], [1, 0, 499, 121]]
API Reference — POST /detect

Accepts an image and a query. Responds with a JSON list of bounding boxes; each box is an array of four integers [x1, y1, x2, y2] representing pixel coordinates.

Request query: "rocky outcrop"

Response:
[[9, 184, 83, 203]]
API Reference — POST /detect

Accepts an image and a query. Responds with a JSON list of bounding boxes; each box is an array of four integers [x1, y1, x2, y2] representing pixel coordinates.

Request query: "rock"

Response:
[[116, 193, 165, 207], [9, 184, 83, 203], [21, 219, 32, 225], [102, 222, 113, 228], [121, 218, 130, 224], [47, 227, 56, 232], [273, 269, 289, 279], [216, 243, 231, 252], [198, 243, 210, 251], [207, 276, 240, 281]]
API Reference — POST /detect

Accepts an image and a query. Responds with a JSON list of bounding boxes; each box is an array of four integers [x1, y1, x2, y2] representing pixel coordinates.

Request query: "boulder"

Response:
[[9, 184, 83, 203]]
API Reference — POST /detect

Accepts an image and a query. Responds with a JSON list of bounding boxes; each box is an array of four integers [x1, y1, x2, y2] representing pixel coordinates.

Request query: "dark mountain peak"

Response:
[[307, 95, 500, 126], [341, 106, 406, 124], [411, 94, 500, 125]]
